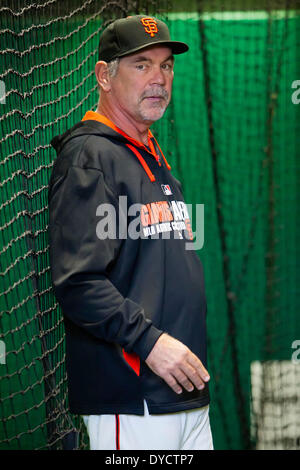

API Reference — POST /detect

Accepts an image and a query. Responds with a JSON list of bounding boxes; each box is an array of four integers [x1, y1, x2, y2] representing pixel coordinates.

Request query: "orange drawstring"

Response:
[[126, 144, 156, 182]]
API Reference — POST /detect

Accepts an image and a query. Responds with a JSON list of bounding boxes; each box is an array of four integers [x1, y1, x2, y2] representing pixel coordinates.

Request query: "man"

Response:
[[48, 15, 213, 450]]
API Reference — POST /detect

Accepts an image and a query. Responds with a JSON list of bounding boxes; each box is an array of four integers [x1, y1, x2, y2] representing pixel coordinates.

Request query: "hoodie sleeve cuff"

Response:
[[132, 325, 164, 361]]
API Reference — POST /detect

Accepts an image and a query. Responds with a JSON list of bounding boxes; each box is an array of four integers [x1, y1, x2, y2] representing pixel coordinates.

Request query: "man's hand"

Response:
[[145, 333, 210, 394]]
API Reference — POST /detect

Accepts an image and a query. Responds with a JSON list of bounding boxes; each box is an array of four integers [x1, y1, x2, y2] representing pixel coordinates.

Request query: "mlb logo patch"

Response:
[[161, 184, 172, 195]]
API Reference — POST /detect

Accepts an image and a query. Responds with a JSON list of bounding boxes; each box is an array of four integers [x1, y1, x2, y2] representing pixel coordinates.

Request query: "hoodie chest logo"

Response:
[[161, 184, 172, 196]]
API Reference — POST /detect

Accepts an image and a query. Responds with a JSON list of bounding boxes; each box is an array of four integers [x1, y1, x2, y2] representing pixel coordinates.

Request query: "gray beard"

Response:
[[138, 86, 169, 122], [138, 99, 169, 122]]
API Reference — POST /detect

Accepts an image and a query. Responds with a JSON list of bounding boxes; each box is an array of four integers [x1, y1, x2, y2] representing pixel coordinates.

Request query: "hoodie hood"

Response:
[[52, 111, 170, 165], [50, 111, 172, 182], [51, 118, 129, 155]]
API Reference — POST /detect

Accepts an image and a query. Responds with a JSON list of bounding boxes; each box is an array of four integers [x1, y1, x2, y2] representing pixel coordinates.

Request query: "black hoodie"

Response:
[[48, 111, 209, 415]]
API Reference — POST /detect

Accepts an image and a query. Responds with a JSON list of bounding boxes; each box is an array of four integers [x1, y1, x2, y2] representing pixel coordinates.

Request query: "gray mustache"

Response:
[[141, 87, 169, 101]]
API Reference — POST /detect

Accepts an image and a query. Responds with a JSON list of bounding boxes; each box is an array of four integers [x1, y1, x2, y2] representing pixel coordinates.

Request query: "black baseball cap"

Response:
[[98, 15, 189, 62]]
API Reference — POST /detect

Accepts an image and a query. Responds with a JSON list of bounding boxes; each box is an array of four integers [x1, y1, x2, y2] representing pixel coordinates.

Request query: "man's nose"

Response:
[[149, 65, 166, 85]]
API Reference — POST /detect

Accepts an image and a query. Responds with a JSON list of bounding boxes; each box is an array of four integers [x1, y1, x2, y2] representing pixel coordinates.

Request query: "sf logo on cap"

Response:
[[141, 17, 158, 37]]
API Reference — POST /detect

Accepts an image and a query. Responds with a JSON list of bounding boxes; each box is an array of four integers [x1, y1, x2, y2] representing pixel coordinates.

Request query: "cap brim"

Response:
[[116, 40, 189, 59]]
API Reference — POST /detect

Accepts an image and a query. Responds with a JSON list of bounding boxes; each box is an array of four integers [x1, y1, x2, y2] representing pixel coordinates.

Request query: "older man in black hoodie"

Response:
[[48, 15, 213, 450]]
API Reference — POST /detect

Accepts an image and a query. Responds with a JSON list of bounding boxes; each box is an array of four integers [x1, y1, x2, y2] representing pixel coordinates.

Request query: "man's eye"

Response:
[[162, 63, 172, 70], [136, 64, 146, 70]]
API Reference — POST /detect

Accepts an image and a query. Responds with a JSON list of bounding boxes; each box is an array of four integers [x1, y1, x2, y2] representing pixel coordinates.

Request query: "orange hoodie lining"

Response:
[[81, 111, 172, 173]]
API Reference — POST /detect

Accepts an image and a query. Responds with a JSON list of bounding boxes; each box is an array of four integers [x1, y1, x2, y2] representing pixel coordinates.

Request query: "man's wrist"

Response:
[[132, 325, 164, 361]]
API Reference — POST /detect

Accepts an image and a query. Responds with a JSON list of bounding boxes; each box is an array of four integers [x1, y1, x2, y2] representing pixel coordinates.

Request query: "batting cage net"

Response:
[[0, 0, 299, 450]]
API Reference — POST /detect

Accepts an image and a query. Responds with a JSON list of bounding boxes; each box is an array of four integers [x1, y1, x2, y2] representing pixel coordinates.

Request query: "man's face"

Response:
[[109, 45, 174, 125]]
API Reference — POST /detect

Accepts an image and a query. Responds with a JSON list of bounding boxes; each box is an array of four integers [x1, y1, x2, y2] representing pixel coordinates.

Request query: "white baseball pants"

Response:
[[82, 400, 213, 450]]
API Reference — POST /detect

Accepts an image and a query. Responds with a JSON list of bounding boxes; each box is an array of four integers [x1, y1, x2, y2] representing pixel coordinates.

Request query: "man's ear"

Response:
[[95, 61, 111, 92]]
